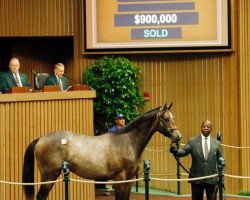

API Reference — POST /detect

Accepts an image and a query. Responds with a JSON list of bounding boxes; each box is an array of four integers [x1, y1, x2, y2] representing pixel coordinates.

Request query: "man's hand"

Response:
[[170, 146, 179, 156]]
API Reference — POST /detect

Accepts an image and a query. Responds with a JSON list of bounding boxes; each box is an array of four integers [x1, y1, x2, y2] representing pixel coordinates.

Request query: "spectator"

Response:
[[105, 114, 126, 196], [109, 114, 126, 131]]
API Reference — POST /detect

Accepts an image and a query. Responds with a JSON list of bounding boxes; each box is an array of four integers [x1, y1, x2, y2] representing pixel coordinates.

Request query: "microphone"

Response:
[[63, 74, 81, 84], [31, 69, 38, 76]]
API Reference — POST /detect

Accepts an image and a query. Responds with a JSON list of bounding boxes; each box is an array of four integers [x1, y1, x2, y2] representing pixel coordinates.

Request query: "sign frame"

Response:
[[83, 0, 232, 54]]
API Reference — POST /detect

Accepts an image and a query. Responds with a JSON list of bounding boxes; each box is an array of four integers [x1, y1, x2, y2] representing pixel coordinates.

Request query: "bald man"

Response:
[[0, 58, 31, 93], [170, 120, 224, 200]]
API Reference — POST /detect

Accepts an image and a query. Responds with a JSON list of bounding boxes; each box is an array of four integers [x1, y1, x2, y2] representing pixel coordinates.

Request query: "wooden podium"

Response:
[[71, 84, 89, 91], [7, 87, 30, 93], [42, 85, 61, 92], [42, 85, 89, 92]]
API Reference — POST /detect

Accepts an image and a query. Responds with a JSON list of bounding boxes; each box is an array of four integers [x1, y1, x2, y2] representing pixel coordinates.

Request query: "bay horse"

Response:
[[22, 103, 181, 200]]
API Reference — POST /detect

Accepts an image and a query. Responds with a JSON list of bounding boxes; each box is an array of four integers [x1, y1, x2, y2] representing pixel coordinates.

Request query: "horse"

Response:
[[22, 103, 181, 200]]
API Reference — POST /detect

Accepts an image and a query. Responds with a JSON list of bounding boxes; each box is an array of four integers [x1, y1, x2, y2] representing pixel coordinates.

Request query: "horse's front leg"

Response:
[[114, 182, 132, 200], [114, 183, 125, 200], [123, 182, 133, 200]]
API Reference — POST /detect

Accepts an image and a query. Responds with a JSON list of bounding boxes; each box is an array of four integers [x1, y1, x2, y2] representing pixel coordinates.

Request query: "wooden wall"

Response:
[[0, 91, 96, 200], [238, 0, 250, 191], [0, 0, 249, 197], [0, 0, 74, 36]]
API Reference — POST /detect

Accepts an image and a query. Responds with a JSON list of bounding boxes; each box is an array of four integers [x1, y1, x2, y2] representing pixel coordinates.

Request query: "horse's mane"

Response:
[[111, 106, 161, 135]]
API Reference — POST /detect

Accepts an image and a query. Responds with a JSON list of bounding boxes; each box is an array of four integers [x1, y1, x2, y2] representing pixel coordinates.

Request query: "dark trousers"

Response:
[[191, 183, 216, 200]]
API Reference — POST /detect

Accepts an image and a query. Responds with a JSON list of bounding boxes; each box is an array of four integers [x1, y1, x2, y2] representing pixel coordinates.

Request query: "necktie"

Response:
[[14, 74, 21, 87], [58, 78, 63, 91], [204, 137, 209, 160]]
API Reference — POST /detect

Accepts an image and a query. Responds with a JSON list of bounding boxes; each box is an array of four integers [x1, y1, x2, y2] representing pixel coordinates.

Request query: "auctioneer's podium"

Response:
[[42, 85, 61, 92], [71, 84, 89, 91], [42, 84, 89, 92], [7, 86, 30, 93], [0, 90, 96, 200]]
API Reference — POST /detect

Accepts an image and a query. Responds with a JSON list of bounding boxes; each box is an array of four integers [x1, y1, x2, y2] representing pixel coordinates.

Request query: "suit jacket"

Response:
[[177, 135, 223, 185], [0, 70, 31, 93], [44, 74, 69, 91]]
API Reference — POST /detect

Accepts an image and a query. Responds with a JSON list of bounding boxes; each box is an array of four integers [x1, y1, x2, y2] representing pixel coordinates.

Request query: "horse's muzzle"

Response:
[[171, 130, 181, 143]]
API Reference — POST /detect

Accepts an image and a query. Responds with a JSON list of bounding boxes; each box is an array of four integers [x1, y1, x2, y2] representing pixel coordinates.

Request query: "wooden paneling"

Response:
[[0, 0, 249, 197], [0, 91, 96, 200], [0, 0, 74, 36], [239, 0, 250, 191]]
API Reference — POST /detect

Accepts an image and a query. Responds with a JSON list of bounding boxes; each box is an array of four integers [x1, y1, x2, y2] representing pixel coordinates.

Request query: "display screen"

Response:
[[84, 0, 230, 53]]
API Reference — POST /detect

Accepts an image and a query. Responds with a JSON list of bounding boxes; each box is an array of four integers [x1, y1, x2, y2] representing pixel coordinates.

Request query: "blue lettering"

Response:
[[144, 30, 150, 38], [162, 29, 168, 37]]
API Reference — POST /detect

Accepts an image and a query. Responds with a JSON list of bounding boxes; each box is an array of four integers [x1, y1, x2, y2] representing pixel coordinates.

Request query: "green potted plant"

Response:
[[83, 56, 146, 134], [238, 191, 250, 196]]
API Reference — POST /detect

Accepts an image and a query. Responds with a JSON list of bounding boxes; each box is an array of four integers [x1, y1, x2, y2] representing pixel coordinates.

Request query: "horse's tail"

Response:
[[22, 138, 40, 199]]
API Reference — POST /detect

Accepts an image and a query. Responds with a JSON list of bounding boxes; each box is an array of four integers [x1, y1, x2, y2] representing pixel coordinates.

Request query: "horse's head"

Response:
[[156, 103, 182, 143]]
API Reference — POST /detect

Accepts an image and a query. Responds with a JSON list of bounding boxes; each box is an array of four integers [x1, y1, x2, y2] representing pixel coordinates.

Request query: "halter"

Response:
[[157, 112, 179, 141], [149, 108, 180, 143]]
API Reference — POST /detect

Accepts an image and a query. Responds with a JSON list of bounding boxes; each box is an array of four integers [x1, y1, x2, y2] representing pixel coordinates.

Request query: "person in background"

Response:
[[109, 114, 126, 131], [104, 114, 126, 196], [44, 63, 69, 91], [0, 58, 31, 93], [170, 120, 224, 200]]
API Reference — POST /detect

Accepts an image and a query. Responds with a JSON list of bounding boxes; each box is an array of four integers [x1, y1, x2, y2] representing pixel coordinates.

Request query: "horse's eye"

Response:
[[165, 117, 170, 122]]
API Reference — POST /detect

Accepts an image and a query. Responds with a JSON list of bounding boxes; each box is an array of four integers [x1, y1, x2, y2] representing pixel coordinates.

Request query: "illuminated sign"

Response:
[[84, 0, 230, 53]]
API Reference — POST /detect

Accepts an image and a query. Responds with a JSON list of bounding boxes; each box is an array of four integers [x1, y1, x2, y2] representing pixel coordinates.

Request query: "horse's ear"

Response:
[[162, 102, 168, 112], [168, 102, 173, 110]]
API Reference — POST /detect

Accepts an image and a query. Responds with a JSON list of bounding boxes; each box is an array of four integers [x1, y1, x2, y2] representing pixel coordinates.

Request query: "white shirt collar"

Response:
[[201, 134, 210, 140], [55, 75, 61, 80]]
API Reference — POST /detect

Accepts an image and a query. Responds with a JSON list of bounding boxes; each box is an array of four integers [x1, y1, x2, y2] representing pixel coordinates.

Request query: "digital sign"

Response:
[[84, 0, 230, 53]]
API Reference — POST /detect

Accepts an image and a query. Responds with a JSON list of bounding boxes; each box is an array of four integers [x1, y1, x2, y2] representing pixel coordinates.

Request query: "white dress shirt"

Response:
[[201, 134, 210, 158], [12, 73, 23, 87]]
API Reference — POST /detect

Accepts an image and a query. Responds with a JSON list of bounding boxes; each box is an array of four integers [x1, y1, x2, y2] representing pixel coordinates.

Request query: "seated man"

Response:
[[0, 58, 31, 93], [44, 63, 69, 91]]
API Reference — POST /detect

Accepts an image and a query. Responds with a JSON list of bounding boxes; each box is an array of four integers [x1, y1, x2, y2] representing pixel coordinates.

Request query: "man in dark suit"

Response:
[[170, 120, 224, 200], [44, 62, 69, 91], [0, 58, 31, 93]]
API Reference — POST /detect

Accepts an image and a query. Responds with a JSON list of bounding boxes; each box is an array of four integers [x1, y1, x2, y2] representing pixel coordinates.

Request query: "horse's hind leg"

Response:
[[36, 183, 54, 200], [36, 172, 61, 200]]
